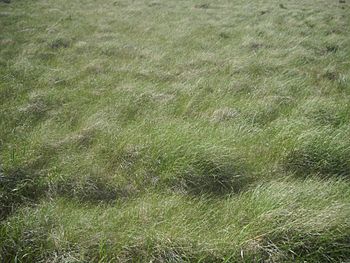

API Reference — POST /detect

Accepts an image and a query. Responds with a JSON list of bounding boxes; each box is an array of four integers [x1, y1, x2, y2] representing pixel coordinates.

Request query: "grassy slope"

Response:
[[0, 0, 349, 261]]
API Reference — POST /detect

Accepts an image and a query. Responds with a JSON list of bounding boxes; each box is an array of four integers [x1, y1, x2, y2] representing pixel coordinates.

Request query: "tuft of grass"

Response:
[[284, 129, 350, 177], [49, 37, 72, 49]]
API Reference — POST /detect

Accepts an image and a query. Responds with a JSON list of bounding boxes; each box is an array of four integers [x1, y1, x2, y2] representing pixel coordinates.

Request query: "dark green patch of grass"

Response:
[[170, 155, 250, 195], [0, 168, 45, 220], [49, 37, 72, 50]]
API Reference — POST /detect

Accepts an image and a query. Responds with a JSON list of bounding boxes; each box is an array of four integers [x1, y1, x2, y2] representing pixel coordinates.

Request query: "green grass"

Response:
[[1, 0, 349, 261]]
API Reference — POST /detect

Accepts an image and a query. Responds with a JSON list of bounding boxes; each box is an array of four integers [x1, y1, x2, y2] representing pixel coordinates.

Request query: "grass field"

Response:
[[1, 0, 350, 261]]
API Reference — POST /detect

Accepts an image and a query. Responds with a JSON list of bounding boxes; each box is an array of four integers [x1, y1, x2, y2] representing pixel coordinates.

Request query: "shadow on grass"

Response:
[[54, 174, 124, 203], [168, 156, 252, 196], [0, 168, 45, 221]]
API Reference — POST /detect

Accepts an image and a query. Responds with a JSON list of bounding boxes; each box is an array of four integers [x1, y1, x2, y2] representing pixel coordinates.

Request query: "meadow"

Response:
[[0, 0, 350, 261]]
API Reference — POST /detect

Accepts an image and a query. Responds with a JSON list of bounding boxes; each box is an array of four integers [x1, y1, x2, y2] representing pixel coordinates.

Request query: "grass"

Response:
[[0, 0, 349, 261], [1, 180, 349, 262]]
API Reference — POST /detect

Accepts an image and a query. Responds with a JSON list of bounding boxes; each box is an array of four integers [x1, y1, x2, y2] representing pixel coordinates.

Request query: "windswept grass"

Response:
[[1, 0, 350, 261], [1, 179, 349, 262]]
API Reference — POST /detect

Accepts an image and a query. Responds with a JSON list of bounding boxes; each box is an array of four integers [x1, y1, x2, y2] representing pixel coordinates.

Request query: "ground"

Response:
[[0, 0, 350, 262]]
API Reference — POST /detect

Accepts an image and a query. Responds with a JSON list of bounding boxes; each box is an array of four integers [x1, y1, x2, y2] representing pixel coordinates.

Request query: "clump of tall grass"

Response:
[[284, 129, 350, 177]]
